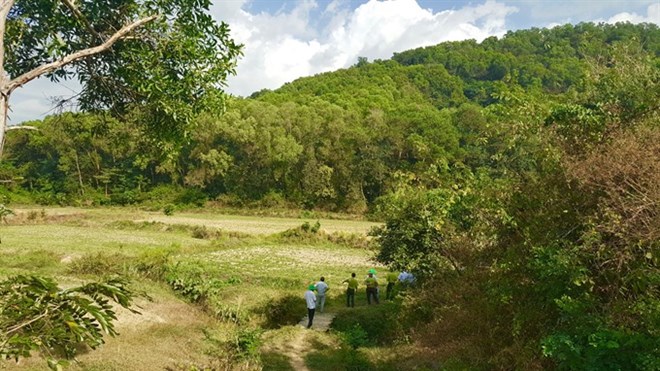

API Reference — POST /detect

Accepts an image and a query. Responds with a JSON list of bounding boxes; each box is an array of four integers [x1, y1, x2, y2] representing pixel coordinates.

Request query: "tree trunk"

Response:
[[74, 151, 85, 196], [0, 92, 7, 158], [0, 0, 14, 160]]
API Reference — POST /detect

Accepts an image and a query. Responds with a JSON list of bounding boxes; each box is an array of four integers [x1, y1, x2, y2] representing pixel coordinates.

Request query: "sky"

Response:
[[9, 0, 660, 124]]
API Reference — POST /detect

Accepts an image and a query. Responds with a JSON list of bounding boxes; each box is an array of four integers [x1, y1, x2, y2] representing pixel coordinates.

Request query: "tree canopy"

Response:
[[0, 0, 242, 157]]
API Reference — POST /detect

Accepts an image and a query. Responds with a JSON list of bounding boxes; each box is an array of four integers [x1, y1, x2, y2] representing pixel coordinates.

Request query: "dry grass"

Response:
[[1, 289, 217, 371], [6, 207, 381, 235], [141, 215, 380, 235], [0, 207, 380, 370]]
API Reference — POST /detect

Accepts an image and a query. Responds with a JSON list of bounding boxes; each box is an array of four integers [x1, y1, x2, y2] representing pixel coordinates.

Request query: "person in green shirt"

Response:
[[342, 272, 358, 307], [385, 269, 398, 301], [364, 272, 379, 305]]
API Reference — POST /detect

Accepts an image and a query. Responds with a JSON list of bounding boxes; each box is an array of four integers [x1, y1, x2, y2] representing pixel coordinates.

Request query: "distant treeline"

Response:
[[1, 22, 657, 212]]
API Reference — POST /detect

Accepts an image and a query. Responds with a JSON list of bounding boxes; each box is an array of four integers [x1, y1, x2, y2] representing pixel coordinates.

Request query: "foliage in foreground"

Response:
[[0, 275, 138, 370]]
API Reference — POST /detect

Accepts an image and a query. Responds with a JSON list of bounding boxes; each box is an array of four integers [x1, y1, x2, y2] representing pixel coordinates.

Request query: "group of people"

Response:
[[304, 269, 415, 328]]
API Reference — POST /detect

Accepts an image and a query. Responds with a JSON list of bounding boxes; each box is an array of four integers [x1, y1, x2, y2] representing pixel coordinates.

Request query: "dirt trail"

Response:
[[275, 312, 336, 370], [283, 330, 310, 371], [298, 311, 336, 331]]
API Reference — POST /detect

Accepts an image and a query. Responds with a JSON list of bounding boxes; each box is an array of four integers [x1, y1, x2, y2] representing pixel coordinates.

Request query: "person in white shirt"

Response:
[[315, 277, 329, 313], [305, 284, 317, 328]]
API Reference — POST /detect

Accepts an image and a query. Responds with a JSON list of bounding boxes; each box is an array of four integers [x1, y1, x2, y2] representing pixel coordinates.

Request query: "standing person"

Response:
[[342, 273, 358, 307], [364, 272, 379, 304], [398, 270, 415, 288], [315, 277, 329, 313], [367, 268, 380, 301], [305, 284, 316, 329], [385, 268, 398, 300]]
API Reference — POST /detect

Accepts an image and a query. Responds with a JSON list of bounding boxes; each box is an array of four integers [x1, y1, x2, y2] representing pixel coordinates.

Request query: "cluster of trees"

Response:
[[2, 23, 657, 215], [373, 36, 659, 368]]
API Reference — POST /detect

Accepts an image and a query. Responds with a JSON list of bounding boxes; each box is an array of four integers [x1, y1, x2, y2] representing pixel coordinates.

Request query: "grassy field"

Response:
[[0, 207, 395, 371]]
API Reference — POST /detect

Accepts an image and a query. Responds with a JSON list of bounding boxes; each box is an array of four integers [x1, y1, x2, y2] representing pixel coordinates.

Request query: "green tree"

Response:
[[0, 0, 242, 158]]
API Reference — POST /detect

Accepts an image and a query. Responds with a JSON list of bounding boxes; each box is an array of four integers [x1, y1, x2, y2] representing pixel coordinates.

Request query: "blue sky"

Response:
[[9, 0, 660, 124]]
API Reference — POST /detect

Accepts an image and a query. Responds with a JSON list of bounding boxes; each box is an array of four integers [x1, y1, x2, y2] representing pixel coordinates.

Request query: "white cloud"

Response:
[[524, 0, 655, 22], [603, 3, 660, 24], [218, 0, 518, 97]]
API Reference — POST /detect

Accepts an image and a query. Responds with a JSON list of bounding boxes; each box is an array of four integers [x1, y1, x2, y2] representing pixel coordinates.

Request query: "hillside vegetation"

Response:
[[2, 22, 656, 212]]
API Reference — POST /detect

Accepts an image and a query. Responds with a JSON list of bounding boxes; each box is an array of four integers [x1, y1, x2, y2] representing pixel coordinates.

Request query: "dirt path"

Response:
[[283, 330, 310, 371], [271, 311, 336, 370], [298, 311, 336, 331]]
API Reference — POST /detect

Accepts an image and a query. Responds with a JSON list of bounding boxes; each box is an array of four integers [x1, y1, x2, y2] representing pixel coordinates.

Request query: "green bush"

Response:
[[130, 249, 173, 281], [212, 303, 250, 324], [109, 190, 138, 205], [331, 302, 402, 345], [176, 187, 207, 206], [258, 191, 287, 208], [144, 185, 180, 205], [275, 221, 326, 244], [341, 324, 369, 350], [232, 328, 262, 360], [305, 347, 373, 371], [259, 294, 306, 329], [164, 262, 241, 305], [67, 253, 130, 276], [163, 204, 176, 215], [542, 321, 660, 370]]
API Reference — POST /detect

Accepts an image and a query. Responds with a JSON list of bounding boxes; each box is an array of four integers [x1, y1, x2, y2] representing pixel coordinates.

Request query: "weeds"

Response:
[[259, 294, 306, 329], [191, 225, 211, 239], [67, 252, 130, 276], [331, 303, 403, 345], [272, 221, 372, 248]]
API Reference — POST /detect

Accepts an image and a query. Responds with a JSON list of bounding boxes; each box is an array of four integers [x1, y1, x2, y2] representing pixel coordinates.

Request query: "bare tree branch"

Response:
[[6, 125, 38, 131], [60, 0, 104, 41]]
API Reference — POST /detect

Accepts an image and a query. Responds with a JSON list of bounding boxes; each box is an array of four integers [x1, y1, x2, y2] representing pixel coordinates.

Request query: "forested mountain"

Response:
[[1, 22, 657, 213]]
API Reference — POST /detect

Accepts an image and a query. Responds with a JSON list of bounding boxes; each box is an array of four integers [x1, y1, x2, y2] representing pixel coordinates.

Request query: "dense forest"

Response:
[[2, 22, 657, 212], [1, 22, 659, 368]]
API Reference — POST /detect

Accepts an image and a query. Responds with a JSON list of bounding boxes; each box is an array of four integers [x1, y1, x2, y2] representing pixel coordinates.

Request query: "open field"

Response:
[[8, 207, 381, 235], [0, 207, 394, 370]]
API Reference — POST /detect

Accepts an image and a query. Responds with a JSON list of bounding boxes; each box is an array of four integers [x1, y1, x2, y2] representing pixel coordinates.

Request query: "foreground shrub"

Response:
[[67, 252, 131, 276], [331, 303, 402, 345], [259, 294, 306, 329], [0, 275, 138, 370]]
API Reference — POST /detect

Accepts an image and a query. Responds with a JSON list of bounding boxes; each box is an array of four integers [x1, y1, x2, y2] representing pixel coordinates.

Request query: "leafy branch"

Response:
[[0, 275, 139, 370]]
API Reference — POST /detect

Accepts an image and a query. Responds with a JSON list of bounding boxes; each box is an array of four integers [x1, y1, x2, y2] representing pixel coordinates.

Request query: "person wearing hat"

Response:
[[367, 268, 380, 302], [305, 284, 317, 328], [364, 271, 379, 305]]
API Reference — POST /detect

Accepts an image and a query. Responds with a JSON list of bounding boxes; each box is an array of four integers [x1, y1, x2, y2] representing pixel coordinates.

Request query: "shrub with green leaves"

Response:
[[331, 303, 402, 345], [259, 294, 306, 329], [341, 324, 369, 350], [163, 204, 176, 216]]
